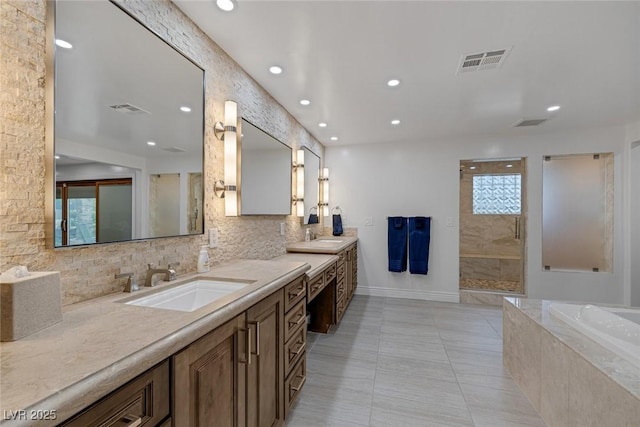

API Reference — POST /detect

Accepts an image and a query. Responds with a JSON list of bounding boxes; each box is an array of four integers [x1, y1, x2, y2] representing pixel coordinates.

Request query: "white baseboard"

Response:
[[354, 286, 460, 303]]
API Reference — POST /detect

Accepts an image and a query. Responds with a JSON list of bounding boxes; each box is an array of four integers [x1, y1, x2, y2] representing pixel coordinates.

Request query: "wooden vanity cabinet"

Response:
[[245, 290, 285, 427], [59, 360, 170, 427], [173, 314, 247, 427]]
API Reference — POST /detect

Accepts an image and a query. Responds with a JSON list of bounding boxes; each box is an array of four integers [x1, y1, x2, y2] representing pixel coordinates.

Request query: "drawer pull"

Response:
[[119, 414, 142, 427], [288, 314, 305, 328], [291, 374, 306, 393], [289, 341, 305, 358], [288, 285, 305, 300], [248, 321, 260, 357]]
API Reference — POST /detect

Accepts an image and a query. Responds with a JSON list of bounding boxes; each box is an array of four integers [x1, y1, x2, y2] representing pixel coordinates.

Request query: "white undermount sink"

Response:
[[125, 279, 251, 312], [314, 239, 343, 243]]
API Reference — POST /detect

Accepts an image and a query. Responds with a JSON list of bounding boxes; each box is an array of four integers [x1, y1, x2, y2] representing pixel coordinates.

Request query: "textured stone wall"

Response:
[[0, 0, 325, 305]]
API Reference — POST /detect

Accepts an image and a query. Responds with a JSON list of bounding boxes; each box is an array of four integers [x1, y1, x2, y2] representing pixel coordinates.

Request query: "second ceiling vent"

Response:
[[457, 47, 512, 74]]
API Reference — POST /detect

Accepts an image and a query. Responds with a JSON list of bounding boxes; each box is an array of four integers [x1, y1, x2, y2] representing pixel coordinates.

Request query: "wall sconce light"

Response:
[[293, 149, 305, 217], [214, 100, 238, 216], [319, 167, 329, 217]]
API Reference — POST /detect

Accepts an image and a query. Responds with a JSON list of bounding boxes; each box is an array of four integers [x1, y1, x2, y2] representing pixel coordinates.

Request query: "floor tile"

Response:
[[370, 394, 474, 427], [286, 296, 547, 427]]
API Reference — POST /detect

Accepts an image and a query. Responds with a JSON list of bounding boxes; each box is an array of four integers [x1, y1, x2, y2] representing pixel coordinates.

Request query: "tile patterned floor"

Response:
[[286, 295, 547, 427]]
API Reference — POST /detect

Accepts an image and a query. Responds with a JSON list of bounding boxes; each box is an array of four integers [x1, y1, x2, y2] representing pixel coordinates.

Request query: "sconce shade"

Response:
[[294, 149, 305, 217], [223, 100, 238, 216], [321, 167, 329, 217]]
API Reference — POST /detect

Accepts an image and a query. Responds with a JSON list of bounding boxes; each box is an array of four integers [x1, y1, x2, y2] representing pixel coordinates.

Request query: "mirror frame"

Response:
[[45, 0, 206, 248]]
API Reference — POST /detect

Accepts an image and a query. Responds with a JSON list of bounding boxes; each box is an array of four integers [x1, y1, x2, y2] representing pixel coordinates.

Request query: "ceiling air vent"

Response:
[[457, 47, 512, 74], [163, 146, 186, 153], [514, 118, 549, 127], [108, 103, 150, 115]]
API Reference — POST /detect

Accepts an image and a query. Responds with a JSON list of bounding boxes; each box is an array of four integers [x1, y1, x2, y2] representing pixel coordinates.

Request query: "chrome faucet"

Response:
[[115, 272, 139, 293], [145, 263, 178, 287]]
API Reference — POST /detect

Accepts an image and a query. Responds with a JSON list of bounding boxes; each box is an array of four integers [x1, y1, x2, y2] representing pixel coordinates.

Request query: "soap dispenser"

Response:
[[305, 228, 311, 242], [197, 245, 210, 273]]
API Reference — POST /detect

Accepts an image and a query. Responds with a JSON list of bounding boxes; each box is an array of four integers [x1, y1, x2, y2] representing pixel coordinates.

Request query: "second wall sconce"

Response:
[[214, 100, 239, 216], [293, 149, 305, 217], [319, 167, 329, 217]]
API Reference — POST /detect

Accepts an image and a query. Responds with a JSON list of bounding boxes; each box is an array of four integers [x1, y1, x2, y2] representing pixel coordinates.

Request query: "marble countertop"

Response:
[[271, 253, 339, 280], [504, 297, 640, 400], [286, 236, 358, 254], [0, 259, 309, 426]]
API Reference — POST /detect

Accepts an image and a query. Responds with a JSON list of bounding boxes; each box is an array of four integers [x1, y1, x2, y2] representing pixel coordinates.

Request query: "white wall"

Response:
[[326, 125, 628, 304], [629, 121, 640, 306]]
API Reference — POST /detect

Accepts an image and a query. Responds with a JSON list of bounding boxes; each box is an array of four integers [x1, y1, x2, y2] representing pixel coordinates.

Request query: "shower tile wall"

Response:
[[459, 160, 524, 293]]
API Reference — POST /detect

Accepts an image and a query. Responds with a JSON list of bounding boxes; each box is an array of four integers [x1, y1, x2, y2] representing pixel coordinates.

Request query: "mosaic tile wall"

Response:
[[0, 0, 324, 305]]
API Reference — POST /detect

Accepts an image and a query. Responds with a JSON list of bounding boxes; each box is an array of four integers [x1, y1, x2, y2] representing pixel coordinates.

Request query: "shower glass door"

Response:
[[459, 158, 526, 294]]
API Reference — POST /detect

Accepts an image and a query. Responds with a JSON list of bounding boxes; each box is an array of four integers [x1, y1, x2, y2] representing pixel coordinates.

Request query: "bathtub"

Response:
[[549, 303, 640, 369]]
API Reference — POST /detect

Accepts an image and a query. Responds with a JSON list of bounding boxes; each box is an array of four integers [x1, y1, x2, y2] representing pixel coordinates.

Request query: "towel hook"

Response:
[[331, 206, 342, 215]]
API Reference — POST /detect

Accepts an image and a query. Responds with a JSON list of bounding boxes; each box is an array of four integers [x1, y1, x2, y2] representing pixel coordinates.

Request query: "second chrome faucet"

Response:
[[145, 263, 178, 287]]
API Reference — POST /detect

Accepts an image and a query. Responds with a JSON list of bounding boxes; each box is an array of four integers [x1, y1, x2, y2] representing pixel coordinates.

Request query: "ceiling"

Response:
[[174, 0, 640, 147], [55, 0, 203, 161]]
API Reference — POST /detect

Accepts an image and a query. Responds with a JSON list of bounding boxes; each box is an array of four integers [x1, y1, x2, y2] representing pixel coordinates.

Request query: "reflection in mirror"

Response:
[[302, 148, 320, 225], [51, 0, 204, 247], [240, 119, 292, 215]]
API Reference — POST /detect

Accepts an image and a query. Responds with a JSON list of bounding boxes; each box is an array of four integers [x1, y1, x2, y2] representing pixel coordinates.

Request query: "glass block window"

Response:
[[473, 174, 521, 214]]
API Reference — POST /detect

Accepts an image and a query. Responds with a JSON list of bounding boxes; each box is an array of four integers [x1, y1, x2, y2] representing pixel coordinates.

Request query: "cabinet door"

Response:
[[173, 314, 247, 427], [246, 290, 284, 427]]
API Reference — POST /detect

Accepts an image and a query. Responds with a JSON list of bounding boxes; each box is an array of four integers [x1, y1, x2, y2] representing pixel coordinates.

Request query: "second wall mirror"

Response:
[[240, 119, 292, 215]]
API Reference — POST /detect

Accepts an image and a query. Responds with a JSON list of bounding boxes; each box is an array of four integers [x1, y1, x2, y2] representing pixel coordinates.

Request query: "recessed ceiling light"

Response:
[[547, 105, 561, 112], [55, 39, 72, 49], [506, 164, 513, 168], [300, 99, 310, 106], [216, 0, 237, 12], [54, 155, 60, 160], [330, 136, 338, 141], [269, 66, 283, 75], [180, 106, 191, 112], [318, 122, 328, 128], [469, 166, 476, 170], [391, 119, 401, 125], [147, 141, 156, 146], [387, 79, 400, 87]]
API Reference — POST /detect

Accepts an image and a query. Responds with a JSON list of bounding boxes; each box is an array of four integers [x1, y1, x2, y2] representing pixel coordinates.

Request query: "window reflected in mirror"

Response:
[[50, 0, 204, 247]]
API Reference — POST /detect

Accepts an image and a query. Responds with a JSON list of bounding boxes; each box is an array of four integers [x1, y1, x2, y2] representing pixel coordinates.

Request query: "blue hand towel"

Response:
[[332, 214, 343, 236], [388, 216, 407, 272], [308, 213, 319, 224], [408, 216, 431, 275]]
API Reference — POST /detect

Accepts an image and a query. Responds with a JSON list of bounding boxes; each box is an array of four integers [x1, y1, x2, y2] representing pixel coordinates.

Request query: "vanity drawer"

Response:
[[324, 262, 337, 284], [307, 274, 325, 302], [284, 276, 306, 312], [284, 352, 307, 416], [336, 262, 345, 281], [284, 298, 306, 341], [61, 360, 170, 427], [284, 323, 306, 375]]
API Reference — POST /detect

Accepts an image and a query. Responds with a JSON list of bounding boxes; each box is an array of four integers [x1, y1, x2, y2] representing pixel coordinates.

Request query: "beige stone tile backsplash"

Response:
[[0, 0, 325, 305]]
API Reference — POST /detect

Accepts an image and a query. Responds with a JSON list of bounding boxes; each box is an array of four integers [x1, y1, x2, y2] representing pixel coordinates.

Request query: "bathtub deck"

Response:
[[503, 298, 640, 426]]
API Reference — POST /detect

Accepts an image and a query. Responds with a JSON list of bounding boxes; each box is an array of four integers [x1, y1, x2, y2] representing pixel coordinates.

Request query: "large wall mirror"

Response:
[[240, 119, 292, 215], [49, 0, 205, 247], [302, 147, 320, 225]]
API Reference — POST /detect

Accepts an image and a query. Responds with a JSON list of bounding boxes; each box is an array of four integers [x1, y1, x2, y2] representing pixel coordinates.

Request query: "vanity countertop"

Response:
[[271, 253, 339, 280], [286, 236, 358, 254], [0, 259, 309, 426]]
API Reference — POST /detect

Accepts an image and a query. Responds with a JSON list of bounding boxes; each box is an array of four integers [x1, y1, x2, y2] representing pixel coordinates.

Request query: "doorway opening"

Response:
[[459, 158, 527, 294]]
